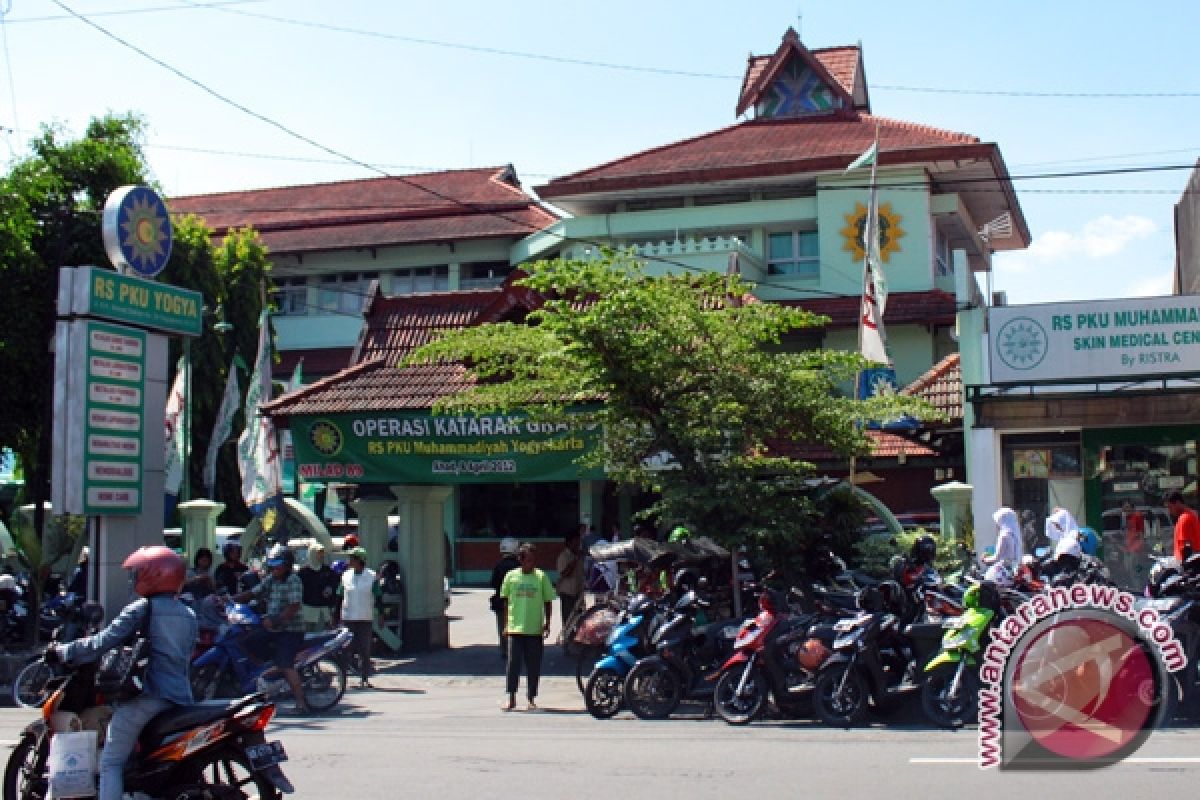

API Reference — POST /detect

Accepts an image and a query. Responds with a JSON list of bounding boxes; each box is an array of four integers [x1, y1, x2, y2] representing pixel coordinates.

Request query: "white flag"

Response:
[[163, 356, 186, 496], [860, 261, 889, 364], [236, 311, 283, 515], [203, 354, 243, 497]]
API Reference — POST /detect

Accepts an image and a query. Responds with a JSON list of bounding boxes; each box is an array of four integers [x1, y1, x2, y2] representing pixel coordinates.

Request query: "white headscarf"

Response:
[[1045, 508, 1079, 543], [992, 507, 1022, 565]]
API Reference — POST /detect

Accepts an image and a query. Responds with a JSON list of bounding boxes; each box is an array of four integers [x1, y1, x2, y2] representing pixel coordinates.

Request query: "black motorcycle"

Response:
[[4, 659, 293, 800], [622, 591, 738, 719]]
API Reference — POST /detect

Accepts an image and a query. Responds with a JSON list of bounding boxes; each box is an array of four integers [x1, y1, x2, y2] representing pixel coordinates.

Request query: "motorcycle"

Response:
[[190, 603, 353, 713], [621, 591, 738, 720], [3, 657, 293, 800], [920, 581, 1002, 728], [11, 600, 106, 708], [583, 593, 663, 719], [711, 588, 841, 725], [810, 585, 943, 727]]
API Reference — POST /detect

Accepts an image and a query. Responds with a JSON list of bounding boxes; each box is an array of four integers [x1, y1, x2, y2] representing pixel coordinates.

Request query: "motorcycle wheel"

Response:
[[575, 645, 602, 695], [11, 662, 53, 709], [3, 733, 48, 800], [182, 746, 279, 800], [813, 663, 869, 727], [623, 660, 683, 720], [584, 666, 624, 719], [921, 663, 979, 729], [712, 666, 767, 725], [300, 655, 346, 712]]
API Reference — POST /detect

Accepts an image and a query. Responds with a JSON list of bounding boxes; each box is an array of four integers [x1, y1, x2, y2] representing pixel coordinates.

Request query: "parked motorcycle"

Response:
[[583, 593, 663, 719], [811, 582, 943, 727], [11, 599, 106, 708], [3, 656, 293, 800], [921, 581, 1002, 728], [621, 591, 738, 720], [190, 602, 353, 713]]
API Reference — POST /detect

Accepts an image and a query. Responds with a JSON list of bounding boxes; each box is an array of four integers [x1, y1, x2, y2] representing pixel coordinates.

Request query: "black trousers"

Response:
[[346, 620, 373, 680], [505, 634, 544, 699]]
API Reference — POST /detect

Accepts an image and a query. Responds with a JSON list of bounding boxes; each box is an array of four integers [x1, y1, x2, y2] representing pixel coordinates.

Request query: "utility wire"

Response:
[[8, 0, 263, 24], [0, 0, 18, 158]]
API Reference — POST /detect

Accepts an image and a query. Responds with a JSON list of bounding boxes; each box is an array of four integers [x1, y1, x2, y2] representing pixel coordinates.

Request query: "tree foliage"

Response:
[[408, 252, 937, 556]]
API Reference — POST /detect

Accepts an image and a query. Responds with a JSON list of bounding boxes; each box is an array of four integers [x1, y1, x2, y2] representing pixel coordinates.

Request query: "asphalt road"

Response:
[[1, 589, 1197, 799]]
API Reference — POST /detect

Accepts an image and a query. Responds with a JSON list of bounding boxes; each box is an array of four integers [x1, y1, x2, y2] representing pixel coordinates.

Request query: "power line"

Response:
[[7, 0, 263, 24]]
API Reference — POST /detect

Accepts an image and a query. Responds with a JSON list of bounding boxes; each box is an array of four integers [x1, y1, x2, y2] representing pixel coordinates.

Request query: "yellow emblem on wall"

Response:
[[840, 202, 905, 262]]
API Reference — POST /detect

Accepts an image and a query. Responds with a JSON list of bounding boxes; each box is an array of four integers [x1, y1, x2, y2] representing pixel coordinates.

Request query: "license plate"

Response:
[[245, 741, 288, 770]]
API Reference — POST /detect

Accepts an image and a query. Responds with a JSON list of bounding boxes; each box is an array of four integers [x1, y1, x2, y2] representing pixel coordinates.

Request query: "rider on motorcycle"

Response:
[[233, 543, 308, 714], [45, 545, 197, 800]]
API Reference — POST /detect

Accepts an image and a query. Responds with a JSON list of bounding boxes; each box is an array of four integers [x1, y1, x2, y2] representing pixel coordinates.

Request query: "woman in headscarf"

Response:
[[1045, 507, 1079, 545], [986, 507, 1023, 568]]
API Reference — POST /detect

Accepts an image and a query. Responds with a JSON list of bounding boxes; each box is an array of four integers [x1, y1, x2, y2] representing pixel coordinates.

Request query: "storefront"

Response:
[[965, 294, 1200, 587]]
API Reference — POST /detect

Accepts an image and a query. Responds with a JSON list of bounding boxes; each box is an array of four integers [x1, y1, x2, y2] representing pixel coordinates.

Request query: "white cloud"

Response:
[[996, 214, 1158, 274], [1127, 270, 1175, 298]]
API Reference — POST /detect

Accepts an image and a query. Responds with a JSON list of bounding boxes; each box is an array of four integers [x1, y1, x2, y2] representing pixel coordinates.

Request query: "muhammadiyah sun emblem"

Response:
[[309, 419, 343, 457], [840, 202, 904, 262]]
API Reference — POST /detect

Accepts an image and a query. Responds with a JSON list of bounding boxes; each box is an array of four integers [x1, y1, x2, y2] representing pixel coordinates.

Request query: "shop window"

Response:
[[767, 231, 819, 279]]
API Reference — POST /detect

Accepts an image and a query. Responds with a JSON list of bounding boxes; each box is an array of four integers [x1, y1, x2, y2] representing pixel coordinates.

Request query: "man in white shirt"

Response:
[[335, 547, 380, 689]]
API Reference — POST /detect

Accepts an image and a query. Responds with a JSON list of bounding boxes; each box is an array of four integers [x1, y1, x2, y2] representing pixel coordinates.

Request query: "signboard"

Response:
[[289, 412, 603, 484], [73, 266, 202, 336], [63, 321, 146, 514], [101, 185, 173, 278], [990, 295, 1200, 384]]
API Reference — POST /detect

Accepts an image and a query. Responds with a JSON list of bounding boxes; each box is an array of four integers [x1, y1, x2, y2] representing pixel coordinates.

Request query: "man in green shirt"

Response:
[[499, 543, 555, 711]]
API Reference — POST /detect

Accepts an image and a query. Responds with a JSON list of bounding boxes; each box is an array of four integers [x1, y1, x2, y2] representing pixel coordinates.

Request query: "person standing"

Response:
[[489, 537, 520, 659], [500, 543, 555, 711], [1166, 491, 1200, 563], [47, 546, 196, 800], [554, 531, 583, 626], [335, 546, 380, 688], [1121, 501, 1146, 582], [300, 543, 339, 630]]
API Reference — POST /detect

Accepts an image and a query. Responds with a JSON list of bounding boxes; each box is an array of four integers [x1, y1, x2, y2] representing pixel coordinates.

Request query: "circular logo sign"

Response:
[[995, 316, 1048, 371], [1008, 614, 1162, 765], [308, 419, 343, 457], [101, 185, 173, 278]]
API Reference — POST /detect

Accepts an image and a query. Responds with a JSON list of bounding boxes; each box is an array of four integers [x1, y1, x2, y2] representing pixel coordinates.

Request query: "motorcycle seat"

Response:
[[141, 696, 259, 742]]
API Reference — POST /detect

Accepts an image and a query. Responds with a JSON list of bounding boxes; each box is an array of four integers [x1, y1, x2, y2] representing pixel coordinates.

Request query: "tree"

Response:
[[407, 252, 937, 564]]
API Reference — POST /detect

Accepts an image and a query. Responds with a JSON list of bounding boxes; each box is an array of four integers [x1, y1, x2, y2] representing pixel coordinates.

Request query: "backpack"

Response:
[[95, 599, 152, 702]]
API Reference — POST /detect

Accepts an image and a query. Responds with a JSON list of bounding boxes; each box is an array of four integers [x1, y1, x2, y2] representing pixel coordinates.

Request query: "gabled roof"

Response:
[[353, 286, 507, 366], [734, 29, 858, 118], [169, 166, 560, 255], [903, 352, 962, 421]]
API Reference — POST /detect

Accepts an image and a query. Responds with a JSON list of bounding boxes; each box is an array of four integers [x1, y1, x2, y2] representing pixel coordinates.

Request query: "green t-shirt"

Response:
[[500, 568, 556, 635]]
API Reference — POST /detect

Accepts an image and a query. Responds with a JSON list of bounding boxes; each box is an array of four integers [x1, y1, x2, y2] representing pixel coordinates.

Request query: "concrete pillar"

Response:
[[391, 485, 451, 651], [931, 481, 974, 547], [350, 496, 395, 571], [177, 499, 224, 560]]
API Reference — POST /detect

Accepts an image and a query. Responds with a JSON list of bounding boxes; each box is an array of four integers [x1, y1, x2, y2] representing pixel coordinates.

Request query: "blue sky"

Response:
[[4, 0, 1198, 305]]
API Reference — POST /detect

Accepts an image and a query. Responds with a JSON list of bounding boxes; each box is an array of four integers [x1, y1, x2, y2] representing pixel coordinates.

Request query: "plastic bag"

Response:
[[47, 730, 97, 798]]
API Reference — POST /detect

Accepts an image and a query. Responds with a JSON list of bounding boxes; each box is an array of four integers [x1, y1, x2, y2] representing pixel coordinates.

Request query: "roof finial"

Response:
[[797, 8, 802, 40]]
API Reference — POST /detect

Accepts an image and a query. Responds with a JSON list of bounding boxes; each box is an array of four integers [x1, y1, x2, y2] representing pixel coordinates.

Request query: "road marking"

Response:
[[910, 757, 1200, 765]]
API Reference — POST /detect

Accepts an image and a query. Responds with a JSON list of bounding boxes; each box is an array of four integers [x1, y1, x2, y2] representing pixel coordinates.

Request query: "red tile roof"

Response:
[[169, 167, 560, 255], [780, 290, 957, 329], [535, 113, 994, 199], [903, 352, 962, 421], [734, 29, 855, 118], [265, 358, 476, 417], [274, 348, 354, 381], [355, 288, 507, 365], [737, 45, 862, 118]]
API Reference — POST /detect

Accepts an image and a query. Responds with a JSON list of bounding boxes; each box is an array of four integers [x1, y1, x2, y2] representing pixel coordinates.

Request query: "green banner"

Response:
[[289, 411, 603, 484]]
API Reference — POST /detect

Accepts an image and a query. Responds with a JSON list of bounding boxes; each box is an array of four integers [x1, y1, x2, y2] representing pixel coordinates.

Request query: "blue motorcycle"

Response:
[[191, 602, 354, 713], [584, 594, 662, 719]]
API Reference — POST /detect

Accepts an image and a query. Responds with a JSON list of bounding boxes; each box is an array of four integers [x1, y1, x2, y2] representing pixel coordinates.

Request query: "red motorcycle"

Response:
[[711, 589, 834, 724]]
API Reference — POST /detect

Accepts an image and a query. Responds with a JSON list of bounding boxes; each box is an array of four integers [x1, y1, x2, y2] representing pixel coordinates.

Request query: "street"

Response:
[[0, 590, 1197, 799]]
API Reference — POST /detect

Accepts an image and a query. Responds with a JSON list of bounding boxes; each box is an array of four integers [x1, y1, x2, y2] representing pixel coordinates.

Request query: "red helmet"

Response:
[[123, 545, 185, 597], [343, 534, 359, 549]]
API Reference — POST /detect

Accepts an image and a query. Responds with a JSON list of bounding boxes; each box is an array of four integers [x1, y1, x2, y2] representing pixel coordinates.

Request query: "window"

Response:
[[318, 272, 376, 314], [389, 266, 449, 296], [767, 231, 819, 278], [277, 277, 308, 316], [461, 262, 513, 290], [935, 230, 954, 276]]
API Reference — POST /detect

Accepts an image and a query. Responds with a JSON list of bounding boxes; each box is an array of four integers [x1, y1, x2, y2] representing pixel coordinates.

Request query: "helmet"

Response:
[[877, 579, 909, 618], [343, 534, 360, 549], [221, 539, 242, 558], [265, 543, 294, 570], [983, 562, 1014, 588], [797, 637, 831, 672], [856, 585, 883, 612], [963, 581, 1001, 612], [499, 537, 519, 556], [910, 535, 937, 566], [331, 559, 349, 576], [668, 526, 691, 543], [123, 545, 185, 597]]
